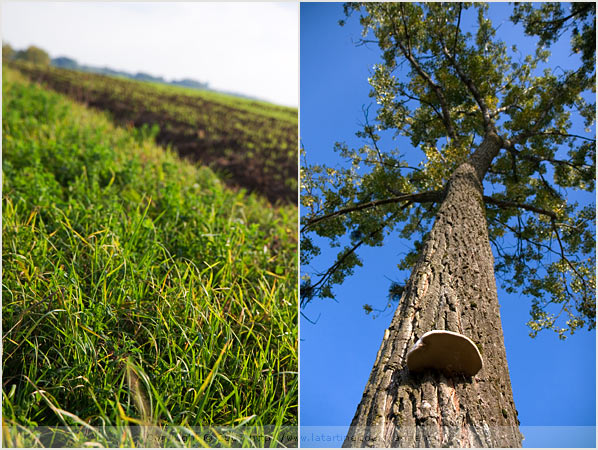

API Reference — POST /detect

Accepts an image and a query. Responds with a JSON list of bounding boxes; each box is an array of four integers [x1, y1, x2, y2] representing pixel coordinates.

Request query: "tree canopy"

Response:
[[14, 45, 51, 65], [2, 42, 15, 61], [511, 2, 596, 78], [301, 2, 595, 338]]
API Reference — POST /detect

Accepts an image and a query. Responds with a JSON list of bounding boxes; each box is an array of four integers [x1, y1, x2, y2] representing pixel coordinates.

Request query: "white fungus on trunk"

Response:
[[406, 330, 483, 377]]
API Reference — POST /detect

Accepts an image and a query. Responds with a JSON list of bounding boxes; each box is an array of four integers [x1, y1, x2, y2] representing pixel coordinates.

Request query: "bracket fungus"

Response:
[[406, 330, 483, 377]]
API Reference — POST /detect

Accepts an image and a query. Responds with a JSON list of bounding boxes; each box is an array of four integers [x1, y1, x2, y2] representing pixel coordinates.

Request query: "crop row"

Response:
[[12, 61, 298, 204]]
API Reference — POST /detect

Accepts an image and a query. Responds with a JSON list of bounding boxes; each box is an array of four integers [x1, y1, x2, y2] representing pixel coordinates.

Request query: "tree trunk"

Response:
[[343, 133, 523, 448]]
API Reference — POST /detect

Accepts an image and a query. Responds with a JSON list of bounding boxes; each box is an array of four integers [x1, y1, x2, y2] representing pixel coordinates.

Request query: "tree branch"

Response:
[[438, 38, 492, 131], [490, 104, 524, 118], [390, 5, 458, 142], [301, 232, 367, 307], [345, 156, 423, 172], [509, 144, 593, 174], [301, 208, 406, 306], [526, 131, 596, 143], [361, 104, 384, 163], [550, 218, 591, 293], [302, 190, 443, 232], [397, 88, 445, 124], [510, 68, 585, 145], [451, 3, 463, 56], [495, 218, 559, 257], [523, 3, 594, 38], [483, 196, 558, 219]]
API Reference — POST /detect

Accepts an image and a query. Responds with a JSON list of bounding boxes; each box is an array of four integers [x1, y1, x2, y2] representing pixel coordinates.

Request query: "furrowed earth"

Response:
[[13, 61, 298, 204]]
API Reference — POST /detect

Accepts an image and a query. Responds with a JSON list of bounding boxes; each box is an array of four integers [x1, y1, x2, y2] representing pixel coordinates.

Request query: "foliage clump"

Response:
[[3, 44, 51, 65], [301, 2, 595, 338]]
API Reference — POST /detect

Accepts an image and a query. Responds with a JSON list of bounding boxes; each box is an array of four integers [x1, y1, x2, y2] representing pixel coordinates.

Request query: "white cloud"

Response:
[[1, 1, 298, 106]]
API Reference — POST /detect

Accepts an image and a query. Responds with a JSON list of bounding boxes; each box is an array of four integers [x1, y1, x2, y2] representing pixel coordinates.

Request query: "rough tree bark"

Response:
[[343, 132, 523, 448]]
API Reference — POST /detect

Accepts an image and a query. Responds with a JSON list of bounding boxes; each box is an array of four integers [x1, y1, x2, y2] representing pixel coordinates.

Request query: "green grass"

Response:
[[2, 68, 298, 447], [67, 66, 298, 124], [143, 79, 298, 124], [11, 61, 298, 204]]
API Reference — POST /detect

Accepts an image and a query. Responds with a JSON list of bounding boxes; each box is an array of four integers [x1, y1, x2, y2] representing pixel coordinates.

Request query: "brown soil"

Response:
[[15, 63, 298, 205]]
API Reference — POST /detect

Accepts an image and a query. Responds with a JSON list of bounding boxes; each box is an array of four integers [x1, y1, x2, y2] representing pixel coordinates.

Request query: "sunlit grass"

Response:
[[145, 79, 298, 124], [10, 60, 298, 204], [2, 67, 298, 447]]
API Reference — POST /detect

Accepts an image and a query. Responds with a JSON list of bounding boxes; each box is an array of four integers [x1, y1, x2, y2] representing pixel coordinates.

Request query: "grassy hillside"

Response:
[[12, 61, 298, 204], [2, 67, 297, 447]]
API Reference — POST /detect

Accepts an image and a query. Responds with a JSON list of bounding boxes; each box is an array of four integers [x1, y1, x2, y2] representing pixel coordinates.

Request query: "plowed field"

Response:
[[13, 62, 298, 204]]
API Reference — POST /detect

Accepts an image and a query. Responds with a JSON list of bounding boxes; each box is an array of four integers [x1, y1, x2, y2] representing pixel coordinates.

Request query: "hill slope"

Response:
[[2, 67, 297, 447], [11, 61, 298, 204]]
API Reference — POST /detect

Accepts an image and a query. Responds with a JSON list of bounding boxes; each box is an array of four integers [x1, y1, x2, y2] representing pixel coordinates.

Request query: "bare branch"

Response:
[[451, 3, 463, 56], [361, 104, 384, 163], [551, 218, 591, 293], [496, 218, 559, 256], [301, 233, 366, 306], [300, 311, 321, 325], [302, 208, 406, 306]]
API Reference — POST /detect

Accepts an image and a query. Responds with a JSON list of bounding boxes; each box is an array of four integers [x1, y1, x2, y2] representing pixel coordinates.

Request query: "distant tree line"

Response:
[[3, 42, 210, 91], [3, 43, 50, 65]]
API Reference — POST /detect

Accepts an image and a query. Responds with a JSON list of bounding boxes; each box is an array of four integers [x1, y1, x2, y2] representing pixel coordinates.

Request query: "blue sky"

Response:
[[299, 3, 595, 448], [1, 1, 298, 107]]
